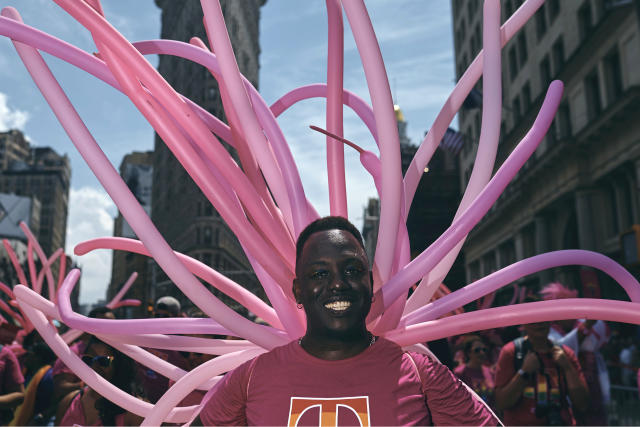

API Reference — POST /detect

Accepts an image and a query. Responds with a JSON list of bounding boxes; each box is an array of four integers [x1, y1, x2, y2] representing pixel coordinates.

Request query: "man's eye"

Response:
[[310, 270, 328, 280], [345, 266, 363, 276]]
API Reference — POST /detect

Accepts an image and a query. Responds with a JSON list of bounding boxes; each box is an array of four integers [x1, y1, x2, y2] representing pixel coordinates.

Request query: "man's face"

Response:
[[523, 321, 551, 339], [293, 229, 372, 339]]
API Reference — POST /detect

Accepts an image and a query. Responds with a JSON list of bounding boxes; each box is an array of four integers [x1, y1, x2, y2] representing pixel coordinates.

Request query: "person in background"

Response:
[[0, 332, 25, 424], [137, 296, 188, 402], [541, 282, 610, 425], [56, 336, 142, 426], [10, 330, 56, 425], [52, 306, 116, 404], [495, 296, 589, 426], [454, 335, 495, 406]]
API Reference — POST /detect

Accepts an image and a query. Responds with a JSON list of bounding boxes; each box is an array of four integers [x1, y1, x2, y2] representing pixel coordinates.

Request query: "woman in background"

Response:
[[56, 337, 142, 426]]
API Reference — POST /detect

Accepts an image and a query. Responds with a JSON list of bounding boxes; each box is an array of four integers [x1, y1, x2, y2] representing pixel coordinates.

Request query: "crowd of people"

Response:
[[0, 217, 637, 425]]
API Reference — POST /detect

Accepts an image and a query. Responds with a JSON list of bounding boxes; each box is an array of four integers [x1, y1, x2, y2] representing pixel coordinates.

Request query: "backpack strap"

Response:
[[513, 337, 527, 372]]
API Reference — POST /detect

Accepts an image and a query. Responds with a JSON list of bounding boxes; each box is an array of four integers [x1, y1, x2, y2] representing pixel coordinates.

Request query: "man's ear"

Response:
[[292, 277, 301, 303]]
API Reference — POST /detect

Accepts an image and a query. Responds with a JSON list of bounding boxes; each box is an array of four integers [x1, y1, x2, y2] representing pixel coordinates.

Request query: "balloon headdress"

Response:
[[1, 0, 639, 424]]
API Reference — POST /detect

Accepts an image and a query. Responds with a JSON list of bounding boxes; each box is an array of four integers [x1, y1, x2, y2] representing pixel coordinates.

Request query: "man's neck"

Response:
[[299, 329, 372, 360]]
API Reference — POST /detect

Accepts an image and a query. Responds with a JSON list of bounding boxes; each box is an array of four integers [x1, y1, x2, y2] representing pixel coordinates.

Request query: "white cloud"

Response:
[[0, 92, 29, 131], [65, 187, 117, 305]]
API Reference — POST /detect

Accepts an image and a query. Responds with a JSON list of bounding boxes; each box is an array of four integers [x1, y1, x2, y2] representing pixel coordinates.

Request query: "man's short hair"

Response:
[[88, 306, 115, 318], [155, 296, 181, 316], [296, 216, 366, 262]]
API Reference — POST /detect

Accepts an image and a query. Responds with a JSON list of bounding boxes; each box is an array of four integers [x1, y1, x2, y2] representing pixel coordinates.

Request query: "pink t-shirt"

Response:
[[200, 338, 498, 426], [59, 389, 126, 426]]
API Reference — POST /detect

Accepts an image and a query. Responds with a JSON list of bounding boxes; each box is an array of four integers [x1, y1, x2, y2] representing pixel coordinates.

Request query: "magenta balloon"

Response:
[[105, 271, 138, 309], [99, 334, 257, 356], [109, 299, 141, 309], [271, 84, 377, 143], [200, 0, 306, 235], [4, 5, 288, 349], [325, 0, 348, 217], [404, 0, 503, 315], [27, 241, 37, 292], [52, 1, 295, 277], [34, 248, 63, 302], [373, 80, 564, 317], [14, 285, 197, 422], [402, 0, 546, 214], [386, 299, 640, 346], [2, 240, 29, 290], [56, 269, 285, 339], [342, 0, 403, 284], [402, 249, 640, 325], [141, 348, 266, 426], [21, 222, 58, 301], [75, 237, 284, 330]]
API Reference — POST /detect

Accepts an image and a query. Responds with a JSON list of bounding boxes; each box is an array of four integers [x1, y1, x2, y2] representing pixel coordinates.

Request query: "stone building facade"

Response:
[[108, 151, 153, 317], [0, 130, 71, 257], [152, 0, 265, 314], [452, 0, 640, 302]]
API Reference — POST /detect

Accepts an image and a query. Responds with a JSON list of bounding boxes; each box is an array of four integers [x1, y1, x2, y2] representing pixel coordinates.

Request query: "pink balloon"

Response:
[[342, 0, 403, 284], [14, 286, 196, 422], [325, 0, 348, 217], [105, 271, 138, 309], [76, 237, 284, 330], [402, 250, 640, 325], [386, 299, 640, 346]]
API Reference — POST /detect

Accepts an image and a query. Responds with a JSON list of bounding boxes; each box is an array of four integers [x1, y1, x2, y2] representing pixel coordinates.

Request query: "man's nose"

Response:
[[329, 274, 349, 291]]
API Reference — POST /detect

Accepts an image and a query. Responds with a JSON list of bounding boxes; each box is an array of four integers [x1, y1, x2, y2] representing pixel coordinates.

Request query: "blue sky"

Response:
[[0, 1, 455, 305]]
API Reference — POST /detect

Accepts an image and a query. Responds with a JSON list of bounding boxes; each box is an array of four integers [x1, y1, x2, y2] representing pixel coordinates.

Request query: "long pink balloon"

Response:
[[325, 0, 348, 217], [342, 0, 402, 284], [75, 237, 284, 330], [386, 299, 640, 346], [20, 222, 57, 302], [373, 80, 564, 317], [142, 347, 266, 426], [105, 271, 137, 309], [403, 250, 640, 325], [404, 0, 504, 314], [3, 6, 286, 349], [14, 286, 197, 422]]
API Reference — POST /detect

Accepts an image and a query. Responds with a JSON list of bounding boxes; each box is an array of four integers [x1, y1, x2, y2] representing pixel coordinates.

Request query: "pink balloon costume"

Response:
[[0, 0, 638, 424]]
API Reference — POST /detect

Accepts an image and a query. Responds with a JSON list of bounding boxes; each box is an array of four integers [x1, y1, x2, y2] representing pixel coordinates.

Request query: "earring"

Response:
[[296, 303, 303, 309]]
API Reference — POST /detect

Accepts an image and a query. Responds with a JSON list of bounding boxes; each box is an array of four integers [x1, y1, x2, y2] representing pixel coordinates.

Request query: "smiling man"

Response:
[[199, 216, 498, 425]]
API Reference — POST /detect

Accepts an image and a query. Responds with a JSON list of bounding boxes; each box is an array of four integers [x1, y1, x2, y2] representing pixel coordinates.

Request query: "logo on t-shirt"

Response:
[[288, 396, 370, 426]]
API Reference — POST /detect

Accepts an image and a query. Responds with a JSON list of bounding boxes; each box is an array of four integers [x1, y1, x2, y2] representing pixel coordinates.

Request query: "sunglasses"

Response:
[[82, 354, 114, 368], [473, 347, 488, 354]]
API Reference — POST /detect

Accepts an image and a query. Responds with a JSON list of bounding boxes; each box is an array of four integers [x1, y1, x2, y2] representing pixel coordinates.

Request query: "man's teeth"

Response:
[[324, 301, 351, 311]]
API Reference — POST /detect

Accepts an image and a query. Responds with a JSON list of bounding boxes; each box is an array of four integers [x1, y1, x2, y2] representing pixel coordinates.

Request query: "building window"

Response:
[[203, 252, 212, 266], [557, 102, 572, 139], [548, 0, 560, 22], [539, 55, 552, 88], [578, 1, 592, 42], [604, 47, 624, 104], [482, 252, 497, 275], [196, 227, 201, 245], [522, 82, 531, 110], [203, 227, 212, 245], [535, 3, 547, 40], [469, 260, 481, 282], [508, 47, 518, 81], [551, 37, 565, 75], [460, 18, 466, 41], [517, 32, 528, 67], [512, 96, 522, 122], [585, 68, 602, 120]]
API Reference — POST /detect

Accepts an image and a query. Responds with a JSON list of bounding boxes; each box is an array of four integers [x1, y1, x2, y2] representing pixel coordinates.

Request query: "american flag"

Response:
[[439, 127, 465, 155]]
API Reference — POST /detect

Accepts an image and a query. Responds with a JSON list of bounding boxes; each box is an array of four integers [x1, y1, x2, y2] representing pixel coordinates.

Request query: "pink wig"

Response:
[[540, 282, 578, 300]]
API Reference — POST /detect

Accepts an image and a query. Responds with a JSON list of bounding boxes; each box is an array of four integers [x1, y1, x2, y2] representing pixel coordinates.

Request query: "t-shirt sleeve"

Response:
[[199, 357, 256, 426], [2, 348, 24, 392], [494, 342, 515, 389], [411, 352, 499, 426]]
